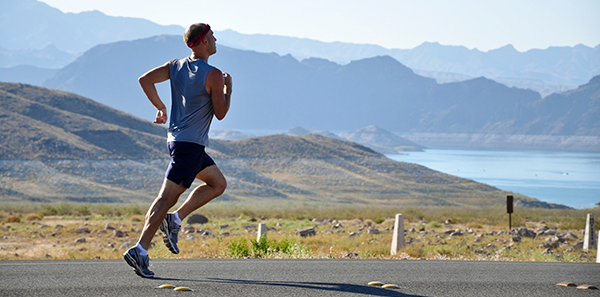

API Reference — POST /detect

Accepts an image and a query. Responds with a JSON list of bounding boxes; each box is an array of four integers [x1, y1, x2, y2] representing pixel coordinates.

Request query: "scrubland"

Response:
[[1, 202, 598, 262]]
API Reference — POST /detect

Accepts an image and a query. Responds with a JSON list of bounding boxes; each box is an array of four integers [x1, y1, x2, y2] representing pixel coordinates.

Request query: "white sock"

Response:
[[172, 212, 182, 225], [135, 243, 148, 256]]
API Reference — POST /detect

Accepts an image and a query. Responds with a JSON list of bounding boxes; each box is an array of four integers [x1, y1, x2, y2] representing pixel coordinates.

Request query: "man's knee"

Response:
[[213, 177, 227, 196]]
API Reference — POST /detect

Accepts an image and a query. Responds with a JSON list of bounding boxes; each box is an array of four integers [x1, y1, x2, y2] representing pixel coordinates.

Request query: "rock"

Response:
[[563, 232, 578, 240], [113, 230, 125, 238], [120, 242, 132, 250], [76, 227, 91, 234], [185, 235, 194, 241], [219, 224, 229, 229], [540, 241, 560, 249], [296, 226, 316, 237], [74, 237, 86, 243], [517, 228, 536, 238], [183, 225, 195, 234], [348, 232, 360, 238], [55, 225, 64, 229], [187, 214, 209, 224], [542, 248, 553, 254], [450, 230, 463, 236], [445, 219, 453, 224], [367, 228, 380, 235], [105, 223, 115, 230], [543, 230, 557, 236], [511, 237, 521, 243], [343, 252, 360, 259], [332, 223, 343, 229], [443, 229, 454, 235]]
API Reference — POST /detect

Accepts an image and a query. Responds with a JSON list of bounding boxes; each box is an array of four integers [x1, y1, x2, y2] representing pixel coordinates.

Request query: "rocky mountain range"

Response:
[[1, 82, 545, 207], [36, 36, 600, 147], [2, 0, 599, 97], [1, 0, 599, 151]]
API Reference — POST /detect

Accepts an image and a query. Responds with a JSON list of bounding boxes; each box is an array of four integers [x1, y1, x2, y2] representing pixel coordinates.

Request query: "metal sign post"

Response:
[[507, 195, 514, 230]]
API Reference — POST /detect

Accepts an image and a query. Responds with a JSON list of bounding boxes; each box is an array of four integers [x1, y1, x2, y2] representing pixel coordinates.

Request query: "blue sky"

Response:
[[39, 0, 600, 52]]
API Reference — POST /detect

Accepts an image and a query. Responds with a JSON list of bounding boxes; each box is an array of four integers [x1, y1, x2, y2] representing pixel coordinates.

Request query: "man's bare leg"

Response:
[[175, 165, 227, 220], [138, 178, 186, 250]]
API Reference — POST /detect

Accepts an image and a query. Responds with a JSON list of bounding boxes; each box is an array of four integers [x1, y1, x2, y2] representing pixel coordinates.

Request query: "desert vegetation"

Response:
[[1, 202, 598, 262]]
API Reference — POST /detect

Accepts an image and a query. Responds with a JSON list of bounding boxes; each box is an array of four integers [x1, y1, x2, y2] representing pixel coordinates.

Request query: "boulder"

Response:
[[296, 226, 316, 237], [517, 228, 536, 238], [187, 214, 209, 224], [367, 228, 380, 235], [76, 227, 91, 234]]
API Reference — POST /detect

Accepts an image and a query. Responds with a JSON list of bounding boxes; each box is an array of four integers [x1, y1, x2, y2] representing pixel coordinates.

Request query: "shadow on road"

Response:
[[205, 277, 425, 297]]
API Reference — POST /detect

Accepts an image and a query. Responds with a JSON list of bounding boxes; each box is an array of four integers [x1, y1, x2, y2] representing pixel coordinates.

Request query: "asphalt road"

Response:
[[1, 259, 599, 296]]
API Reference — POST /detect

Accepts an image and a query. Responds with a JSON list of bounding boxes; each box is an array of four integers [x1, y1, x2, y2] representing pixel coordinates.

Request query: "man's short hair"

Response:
[[184, 23, 209, 45]]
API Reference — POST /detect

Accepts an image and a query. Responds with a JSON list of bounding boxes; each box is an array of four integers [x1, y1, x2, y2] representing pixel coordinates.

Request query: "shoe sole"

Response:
[[160, 219, 179, 254], [123, 253, 154, 278]]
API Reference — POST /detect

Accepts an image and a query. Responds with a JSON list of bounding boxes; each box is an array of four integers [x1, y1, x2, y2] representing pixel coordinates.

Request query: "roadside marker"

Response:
[[158, 284, 175, 289], [257, 223, 267, 241], [390, 213, 405, 255], [556, 282, 577, 287], [382, 284, 400, 289], [576, 285, 598, 290], [173, 286, 192, 291], [368, 281, 384, 286]]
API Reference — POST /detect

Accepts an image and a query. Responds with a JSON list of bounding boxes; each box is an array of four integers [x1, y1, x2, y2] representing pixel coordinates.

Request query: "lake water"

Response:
[[387, 149, 600, 209]]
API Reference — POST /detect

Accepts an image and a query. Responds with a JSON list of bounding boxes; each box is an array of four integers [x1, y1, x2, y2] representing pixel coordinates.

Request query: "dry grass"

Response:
[[1, 203, 598, 262]]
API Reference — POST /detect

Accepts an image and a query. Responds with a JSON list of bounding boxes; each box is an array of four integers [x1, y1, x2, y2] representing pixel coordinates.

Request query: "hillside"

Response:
[[0, 83, 546, 207], [0, 82, 166, 160]]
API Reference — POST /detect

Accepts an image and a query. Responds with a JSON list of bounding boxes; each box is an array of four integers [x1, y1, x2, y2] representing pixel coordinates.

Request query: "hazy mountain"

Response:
[[39, 36, 600, 146], [0, 44, 78, 68], [0, 65, 58, 86], [219, 31, 600, 94], [3, 0, 598, 97], [1, 82, 542, 207], [0, 0, 183, 53], [339, 125, 425, 154]]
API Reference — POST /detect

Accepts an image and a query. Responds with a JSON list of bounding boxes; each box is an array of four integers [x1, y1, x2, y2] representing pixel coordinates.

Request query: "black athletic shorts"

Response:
[[165, 141, 216, 188]]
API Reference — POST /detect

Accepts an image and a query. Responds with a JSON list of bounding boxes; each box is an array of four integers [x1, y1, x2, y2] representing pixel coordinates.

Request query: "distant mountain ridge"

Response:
[[1, 0, 598, 97], [37, 36, 600, 148]]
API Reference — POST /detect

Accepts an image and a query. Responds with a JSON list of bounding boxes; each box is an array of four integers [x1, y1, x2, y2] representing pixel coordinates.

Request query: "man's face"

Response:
[[206, 31, 217, 55]]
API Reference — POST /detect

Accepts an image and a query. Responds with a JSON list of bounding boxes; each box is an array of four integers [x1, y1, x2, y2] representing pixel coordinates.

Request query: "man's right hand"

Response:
[[154, 107, 168, 124]]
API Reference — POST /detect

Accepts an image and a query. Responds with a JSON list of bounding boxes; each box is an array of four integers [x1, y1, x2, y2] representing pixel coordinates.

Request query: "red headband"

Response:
[[186, 24, 211, 48]]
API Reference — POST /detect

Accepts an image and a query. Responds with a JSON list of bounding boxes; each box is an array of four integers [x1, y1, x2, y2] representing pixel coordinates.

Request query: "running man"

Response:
[[123, 23, 232, 278]]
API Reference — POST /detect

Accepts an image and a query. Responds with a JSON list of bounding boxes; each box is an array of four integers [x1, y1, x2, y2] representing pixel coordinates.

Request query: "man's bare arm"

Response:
[[139, 61, 172, 124], [206, 68, 232, 120]]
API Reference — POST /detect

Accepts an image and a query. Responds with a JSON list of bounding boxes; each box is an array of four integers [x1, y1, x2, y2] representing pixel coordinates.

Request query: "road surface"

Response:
[[1, 259, 598, 296]]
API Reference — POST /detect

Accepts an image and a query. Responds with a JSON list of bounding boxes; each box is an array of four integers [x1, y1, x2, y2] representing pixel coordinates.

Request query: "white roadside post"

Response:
[[257, 223, 267, 241], [597, 230, 600, 263], [583, 214, 595, 251], [390, 213, 405, 255]]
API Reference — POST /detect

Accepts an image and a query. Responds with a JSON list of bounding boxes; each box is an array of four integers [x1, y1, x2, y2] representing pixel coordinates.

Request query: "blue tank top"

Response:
[[167, 57, 215, 146]]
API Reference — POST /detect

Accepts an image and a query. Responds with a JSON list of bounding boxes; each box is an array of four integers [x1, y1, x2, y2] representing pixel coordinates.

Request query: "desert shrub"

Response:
[[25, 213, 42, 221], [373, 217, 386, 224], [5, 215, 21, 223], [403, 245, 426, 259], [227, 237, 250, 258]]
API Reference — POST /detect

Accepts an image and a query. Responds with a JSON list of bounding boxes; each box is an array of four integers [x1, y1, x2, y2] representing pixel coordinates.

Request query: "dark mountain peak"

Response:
[[301, 57, 340, 69], [489, 44, 519, 54], [287, 126, 311, 136], [344, 55, 413, 75], [586, 74, 600, 86]]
